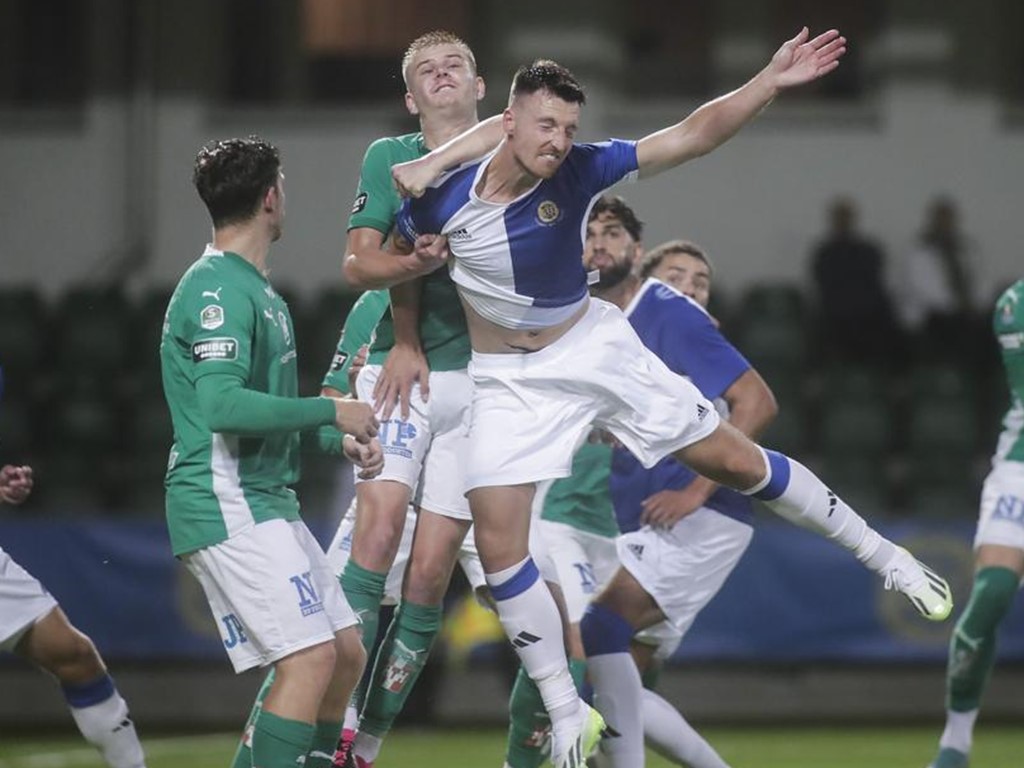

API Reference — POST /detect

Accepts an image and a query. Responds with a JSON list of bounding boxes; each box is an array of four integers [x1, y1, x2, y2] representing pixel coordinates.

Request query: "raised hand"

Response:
[[767, 27, 847, 90], [392, 156, 442, 199]]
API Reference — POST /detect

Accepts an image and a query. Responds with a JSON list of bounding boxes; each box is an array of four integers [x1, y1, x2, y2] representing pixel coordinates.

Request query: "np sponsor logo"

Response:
[[993, 494, 1024, 526], [290, 571, 324, 617], [571, 561, 598, 595], [192, 337, 238, 362], [352, 191, 368, 214], [379, 419, 418, 459], [200, 304, 224, 330]]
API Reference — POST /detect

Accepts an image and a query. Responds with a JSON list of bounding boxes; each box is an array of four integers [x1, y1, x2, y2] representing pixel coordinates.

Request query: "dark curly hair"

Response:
[[509, 59, 585, 106], [193, 136, 281, 228], [589, 195, 643, 242]]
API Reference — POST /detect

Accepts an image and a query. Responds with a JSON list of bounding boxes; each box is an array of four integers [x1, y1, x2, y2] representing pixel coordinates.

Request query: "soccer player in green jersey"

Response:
[[161, 136, 382, 768], [329, 32, 512, 768], [928, 279, 1024, 768]]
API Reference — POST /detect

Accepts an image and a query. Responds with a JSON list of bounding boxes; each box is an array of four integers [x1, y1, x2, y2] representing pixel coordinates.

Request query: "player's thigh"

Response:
[[616, 509, 752, 637], [415, 370, 473, 522], [183, 519, 353, 673], [0, 548, 59, 654], [355, 364, 431, 491]]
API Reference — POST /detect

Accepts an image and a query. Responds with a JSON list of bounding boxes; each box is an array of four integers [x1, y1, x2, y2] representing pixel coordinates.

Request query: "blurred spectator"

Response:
[[900, 196, 986, 362], [810, 196, 903, 366]]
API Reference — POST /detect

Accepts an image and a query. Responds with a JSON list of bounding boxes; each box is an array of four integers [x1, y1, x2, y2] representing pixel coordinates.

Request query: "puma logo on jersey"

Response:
[[201, 287, 222, 300]]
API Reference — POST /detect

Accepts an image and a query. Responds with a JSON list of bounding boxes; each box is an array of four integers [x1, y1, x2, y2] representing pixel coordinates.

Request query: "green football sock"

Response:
[[251, 710, 314, 768], [947, 566, 1019, 711], [504, 658, 586, 768], [231, 669, 275, 768], [359, 600, 443, 738], [305, 719, 343, 768], [340, 561, 388, 708], [640, 661, 662, 691]]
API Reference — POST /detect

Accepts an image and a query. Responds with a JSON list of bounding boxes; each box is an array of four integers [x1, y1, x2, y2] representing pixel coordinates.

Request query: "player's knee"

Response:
[[403, 560, 449, 605], [334, 627, 366, 673], [38, 625, 105, 682]]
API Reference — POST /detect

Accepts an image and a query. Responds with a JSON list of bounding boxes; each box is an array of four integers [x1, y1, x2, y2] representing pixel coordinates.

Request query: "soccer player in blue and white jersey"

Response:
[[388, 30, 951, 768]]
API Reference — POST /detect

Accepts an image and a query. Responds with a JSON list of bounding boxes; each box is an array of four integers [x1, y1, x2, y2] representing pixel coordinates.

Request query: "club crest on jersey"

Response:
[[352, 192, 368, 214], [200, 304, 224, 330], [536, 200, 561, 225]]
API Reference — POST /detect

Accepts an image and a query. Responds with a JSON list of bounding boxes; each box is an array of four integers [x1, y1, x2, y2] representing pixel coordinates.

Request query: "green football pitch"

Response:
[[0, 726, 1020, 767]]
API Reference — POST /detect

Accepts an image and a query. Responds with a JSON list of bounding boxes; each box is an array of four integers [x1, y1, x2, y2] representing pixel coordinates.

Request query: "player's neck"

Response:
[[420, 110, 478, 151], [595, 274, 641, 310], [476, 146, 539, 202], [212, 225, 273, 276]]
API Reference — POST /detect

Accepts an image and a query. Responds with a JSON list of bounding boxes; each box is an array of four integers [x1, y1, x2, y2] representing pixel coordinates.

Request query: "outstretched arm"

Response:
[[637, 27, 846, 178], [391, 115, 504, 199]]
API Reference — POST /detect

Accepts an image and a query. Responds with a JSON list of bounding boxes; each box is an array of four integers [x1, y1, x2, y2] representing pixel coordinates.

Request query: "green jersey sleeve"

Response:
[[348, 138, 407, 234], [322, 290, 391, 394], [995, 280, 1024, 404], [179, 277, 255, 383]]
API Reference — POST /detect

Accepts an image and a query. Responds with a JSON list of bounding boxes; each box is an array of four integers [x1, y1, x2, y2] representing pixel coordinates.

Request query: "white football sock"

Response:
[[68, 690, 146, 768], [939, 708, 978, 754], [642, 688, 730, 768], [588, 652, 644, 768]]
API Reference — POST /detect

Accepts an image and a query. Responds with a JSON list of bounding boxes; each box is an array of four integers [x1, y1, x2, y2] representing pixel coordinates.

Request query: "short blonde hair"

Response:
[[402, 30, 476, 86]]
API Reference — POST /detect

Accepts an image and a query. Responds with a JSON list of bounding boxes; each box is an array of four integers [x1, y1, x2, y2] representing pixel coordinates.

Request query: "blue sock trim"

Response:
[[489, 558, 540, 602], [62, 673, 116, 709], [580, 603, 633, 657], [753, 450, 791, 501]]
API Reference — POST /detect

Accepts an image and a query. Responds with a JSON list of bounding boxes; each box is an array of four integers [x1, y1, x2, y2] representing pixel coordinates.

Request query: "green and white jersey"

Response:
[[161, 246, 320, 556], [348, 132, 470, 371], [540, 439, 619, 538], [993, 279, 1024, 465], [321, 289, 390, 395]]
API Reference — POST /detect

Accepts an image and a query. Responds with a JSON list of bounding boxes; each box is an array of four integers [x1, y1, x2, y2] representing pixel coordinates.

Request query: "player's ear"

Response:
[[475, 76, 486, 102], [502, 107, 515, 136], [405, 91, 420, 116]]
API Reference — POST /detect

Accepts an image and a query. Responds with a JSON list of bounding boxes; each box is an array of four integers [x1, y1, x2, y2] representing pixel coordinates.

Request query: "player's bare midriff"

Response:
[[460, 295, 589, 353]]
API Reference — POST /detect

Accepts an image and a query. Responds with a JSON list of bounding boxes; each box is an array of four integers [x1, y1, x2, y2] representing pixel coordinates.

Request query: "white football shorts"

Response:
[[974, 460, 1024, 551], [355, 365, 472, 520], [184, 519, 358, 673], [465, 298, 719, 491], [537, 518, 618, 624], [0, 546, 58, 652], [616, 507, 752, 638]]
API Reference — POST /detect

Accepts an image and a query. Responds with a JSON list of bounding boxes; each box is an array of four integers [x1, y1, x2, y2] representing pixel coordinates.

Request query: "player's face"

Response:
[[405, 44, 482, 117], [650, 252, 711, 308], [268, 171, 285, 242], [583, 212, 638, 289], [507, 90, 579, 179]]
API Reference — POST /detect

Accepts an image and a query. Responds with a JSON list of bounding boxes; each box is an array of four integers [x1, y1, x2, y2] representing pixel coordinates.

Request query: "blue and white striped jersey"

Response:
[[396, 140, 639, 329], [611, 279, 755, 531]]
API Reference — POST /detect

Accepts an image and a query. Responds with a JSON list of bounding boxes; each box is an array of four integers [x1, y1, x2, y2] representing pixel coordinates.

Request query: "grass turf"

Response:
[[0, 725, 1021, 767]]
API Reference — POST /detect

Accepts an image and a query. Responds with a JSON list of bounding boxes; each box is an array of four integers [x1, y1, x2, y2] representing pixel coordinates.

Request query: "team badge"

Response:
[[536, 200, 561, 225], [352, 192, 368, 214], [200, 304, 224, 330]]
